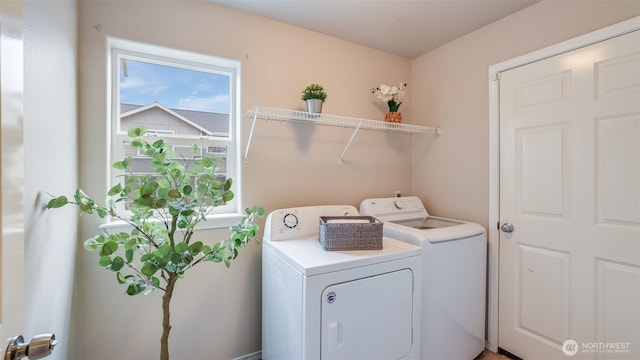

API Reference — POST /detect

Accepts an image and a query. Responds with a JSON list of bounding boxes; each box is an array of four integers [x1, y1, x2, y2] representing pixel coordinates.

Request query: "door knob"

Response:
[[4, 334, 56, 360], [500, 223, 515, 233]]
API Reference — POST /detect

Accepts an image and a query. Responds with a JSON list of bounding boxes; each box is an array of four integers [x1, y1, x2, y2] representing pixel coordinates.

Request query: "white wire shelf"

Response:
[[243, 106, 440, 163]]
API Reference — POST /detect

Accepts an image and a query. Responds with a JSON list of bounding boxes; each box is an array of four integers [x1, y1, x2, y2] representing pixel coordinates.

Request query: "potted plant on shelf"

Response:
[[301, 83, 327, 114], [371, 82, 407, 123], [46, 126, 264, 360]]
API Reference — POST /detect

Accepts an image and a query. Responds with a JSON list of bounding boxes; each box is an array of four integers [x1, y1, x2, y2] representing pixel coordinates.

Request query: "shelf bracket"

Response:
[[243, 107, 260, 162], [339, 121, 363, 163]]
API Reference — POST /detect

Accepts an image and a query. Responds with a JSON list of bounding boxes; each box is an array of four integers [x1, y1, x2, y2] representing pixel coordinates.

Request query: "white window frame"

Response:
[[105, 37, 243, 231]]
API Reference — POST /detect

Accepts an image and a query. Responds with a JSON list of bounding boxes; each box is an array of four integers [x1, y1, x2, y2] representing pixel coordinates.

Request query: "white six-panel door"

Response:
[[499, 30, 640, 359]]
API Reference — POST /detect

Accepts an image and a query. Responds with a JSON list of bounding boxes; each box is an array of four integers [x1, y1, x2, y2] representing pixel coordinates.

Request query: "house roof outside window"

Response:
[[120, 102, 230, 137]]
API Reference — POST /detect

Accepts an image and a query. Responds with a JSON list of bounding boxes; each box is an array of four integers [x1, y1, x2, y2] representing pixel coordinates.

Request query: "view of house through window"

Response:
[[111, 41, 240, 216]]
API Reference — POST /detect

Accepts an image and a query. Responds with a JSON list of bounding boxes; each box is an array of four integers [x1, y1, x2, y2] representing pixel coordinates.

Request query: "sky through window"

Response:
[[119, 59, 230, 114]]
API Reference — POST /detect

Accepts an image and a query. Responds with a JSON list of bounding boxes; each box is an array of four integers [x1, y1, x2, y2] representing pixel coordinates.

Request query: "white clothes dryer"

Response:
[[360, 196, 487, 360], [262, 205, 423, 360]]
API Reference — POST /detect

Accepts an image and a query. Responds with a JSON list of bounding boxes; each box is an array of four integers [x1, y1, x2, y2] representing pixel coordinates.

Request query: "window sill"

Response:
[[98, 212, 246, 234]]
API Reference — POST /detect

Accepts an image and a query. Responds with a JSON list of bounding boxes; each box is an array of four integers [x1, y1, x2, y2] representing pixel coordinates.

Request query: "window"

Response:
[[109, 38, 242, 224]]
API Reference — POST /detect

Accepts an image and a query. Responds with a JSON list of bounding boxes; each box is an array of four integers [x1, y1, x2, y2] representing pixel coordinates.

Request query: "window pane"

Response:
[[119, 58, 231, 138], [111, 43, 239, 216]]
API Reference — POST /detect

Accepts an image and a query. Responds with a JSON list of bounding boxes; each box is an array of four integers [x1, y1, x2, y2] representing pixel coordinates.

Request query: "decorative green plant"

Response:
[[47, 126, 264, 360], [301, 83, 328, 101]]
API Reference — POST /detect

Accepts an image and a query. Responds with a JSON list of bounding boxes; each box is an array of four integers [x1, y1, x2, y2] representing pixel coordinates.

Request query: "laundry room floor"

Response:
[[477, 349, 513, 359]]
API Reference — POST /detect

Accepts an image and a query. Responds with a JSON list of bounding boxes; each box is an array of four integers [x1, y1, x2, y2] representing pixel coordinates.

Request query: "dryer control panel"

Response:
[[264, 205, 358, 241]]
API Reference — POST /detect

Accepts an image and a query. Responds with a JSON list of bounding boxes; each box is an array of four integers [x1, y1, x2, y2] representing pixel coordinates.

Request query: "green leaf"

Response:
[[140, 253, 153, 262], [46, 196, 68, 209], [197, 183, 209, 194], [158, 188, 170, 199], [157, 178, 170, 188], [182, 184, 193, 195], [141, 263, 158, 277], [112, 160, 124, 170], [116, 272, 126, 284], [181, 253, 193, 264], [250, 205, 266, 217], [175, 242, 188, 254], [96, 207, 107, 218], [130, 138, 145, 149], [224, 178, 233, 191], [127, 126, 146, 138], [150, 160, 166, 172], [169, 168, 183, 179], [110, 256, 124, 271], [98, 256, 112, 267], [108, 183, 123, 196], [112, 157, 132, 170], [180, 209, 195, 217], [126, 283, 145, 296], [84, 238, 99, 251], [140, 183, 158, 196], [75, 189, 95, 212], [134, 195, 154, 207], [168, 189, 182, 199], [178, 219, 189, 229], [125, 249, 134, 263], [189, 241, 203, 255], [152, 139, 164, 148], [201, 157, 214, 168], [124, 238, 138, 251], [159, 244, 171, 256], [100, 242, 118, 256]]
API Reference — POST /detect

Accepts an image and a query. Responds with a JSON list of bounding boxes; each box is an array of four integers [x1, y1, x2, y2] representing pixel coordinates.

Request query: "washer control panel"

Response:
[[393, 199, 406, 209], [360, 196, 428, 222], [264, 205, 358, 241]]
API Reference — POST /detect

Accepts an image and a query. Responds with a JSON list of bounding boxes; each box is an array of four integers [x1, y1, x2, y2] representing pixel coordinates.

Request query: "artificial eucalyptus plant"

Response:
[[47, 126, 264, 360]]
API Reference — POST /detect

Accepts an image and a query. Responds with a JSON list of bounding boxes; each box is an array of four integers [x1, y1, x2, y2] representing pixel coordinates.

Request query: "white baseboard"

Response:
[[233, 350, 262, 360]]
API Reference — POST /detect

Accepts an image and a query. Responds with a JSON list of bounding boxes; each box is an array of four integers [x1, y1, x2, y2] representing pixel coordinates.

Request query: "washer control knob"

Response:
[[394, 200, 405, 209], [283, 213, 299, 229]]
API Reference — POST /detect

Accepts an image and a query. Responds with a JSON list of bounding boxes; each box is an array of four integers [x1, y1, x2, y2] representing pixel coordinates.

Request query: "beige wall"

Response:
[[410, 0, 639, 228], [77, 1, 412, 359]]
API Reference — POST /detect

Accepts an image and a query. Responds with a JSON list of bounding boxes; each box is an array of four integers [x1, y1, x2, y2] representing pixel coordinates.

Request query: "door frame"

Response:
[[486, 16, 640, 353], [1, 1, 26, 342]]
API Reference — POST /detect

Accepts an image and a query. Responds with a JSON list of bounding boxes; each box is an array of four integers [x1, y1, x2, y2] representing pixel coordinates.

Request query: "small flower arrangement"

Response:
[[301, 83, 328, 101], [371, 83, 407, 112]]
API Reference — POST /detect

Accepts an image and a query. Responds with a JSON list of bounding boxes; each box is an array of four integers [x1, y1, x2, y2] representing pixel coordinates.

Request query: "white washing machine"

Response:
[[360, 196, 487, 360], [262, 205, 423, 360]]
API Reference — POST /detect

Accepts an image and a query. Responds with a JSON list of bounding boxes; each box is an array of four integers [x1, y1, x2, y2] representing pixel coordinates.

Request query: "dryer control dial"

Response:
[[394, 199, 406, 210], [283, 213, 299, 229]]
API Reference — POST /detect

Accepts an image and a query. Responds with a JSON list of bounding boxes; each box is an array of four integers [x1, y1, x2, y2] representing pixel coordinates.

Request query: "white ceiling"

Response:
[[209, 0, 539, 59]]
